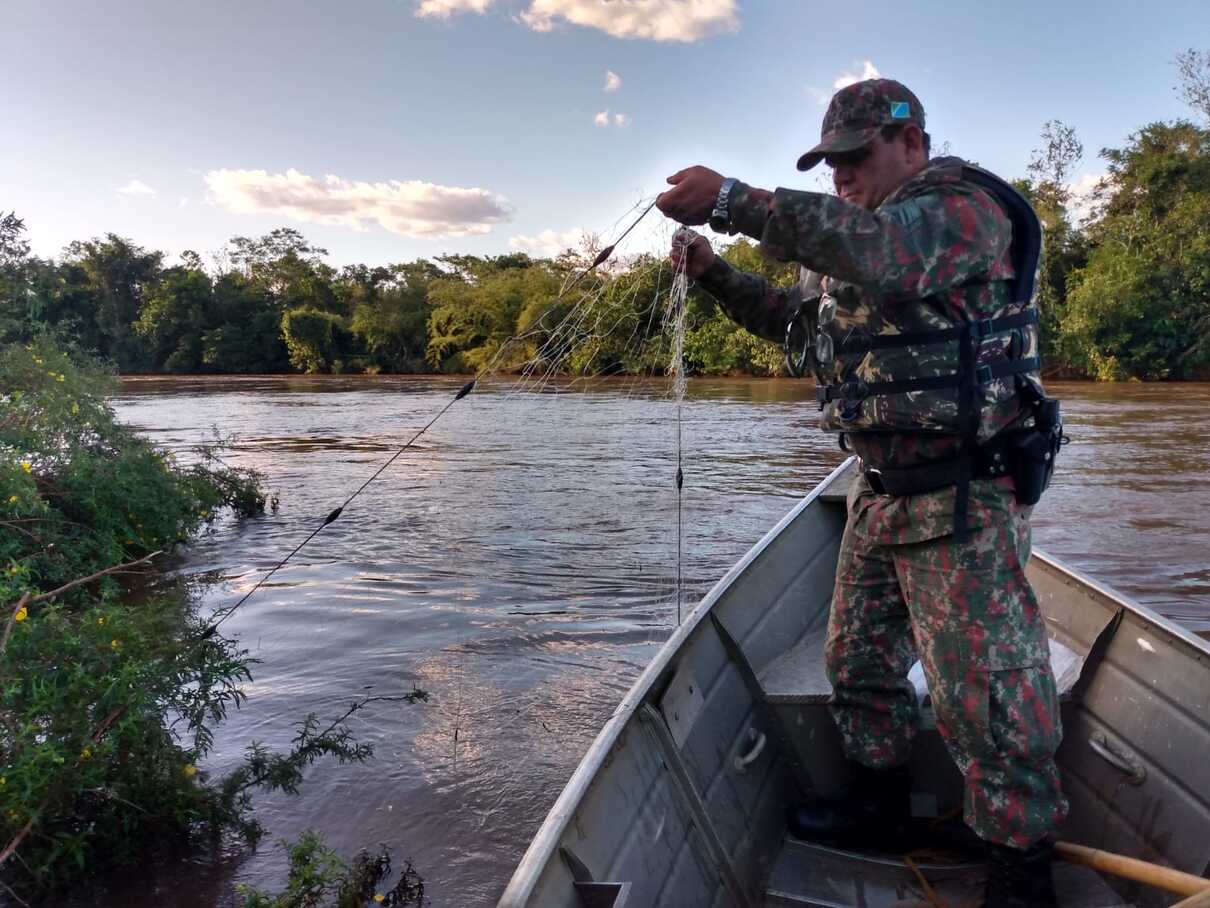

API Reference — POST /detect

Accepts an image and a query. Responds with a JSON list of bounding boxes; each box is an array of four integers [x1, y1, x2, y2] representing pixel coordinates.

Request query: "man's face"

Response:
[[827, 131, 919, 210]]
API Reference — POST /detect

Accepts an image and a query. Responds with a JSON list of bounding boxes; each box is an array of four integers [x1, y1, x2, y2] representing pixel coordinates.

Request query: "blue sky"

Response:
[[3, 0, 1205, 267]]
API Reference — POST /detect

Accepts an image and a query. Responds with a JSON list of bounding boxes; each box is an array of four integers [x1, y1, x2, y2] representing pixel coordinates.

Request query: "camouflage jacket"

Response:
[[698, 157, 1037, 543]]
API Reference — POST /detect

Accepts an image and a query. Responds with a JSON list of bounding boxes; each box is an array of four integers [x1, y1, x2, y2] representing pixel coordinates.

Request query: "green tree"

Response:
[[559, 254, 666, 377], [281, 307, 349, 373], [227, 228, 339, 314], [682, 239, 793, 376], [201, 272, 291, 373], [1062, 120, 1210, 379], [0, 212, 36, 340], [425, 256, 560, 372], [349, 290, 431, 373], [1175, 48, 1210, 123], [1016, 120, 1089, 370], [134, 262, 213, 372], [50, 235, 162, 370]]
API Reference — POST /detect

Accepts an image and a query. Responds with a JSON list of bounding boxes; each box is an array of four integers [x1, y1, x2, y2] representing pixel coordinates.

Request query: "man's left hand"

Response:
[[656, 166, 724, 225]]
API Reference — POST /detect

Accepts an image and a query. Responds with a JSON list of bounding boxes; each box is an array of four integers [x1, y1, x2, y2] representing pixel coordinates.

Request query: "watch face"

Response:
[[708, 212, 727, 232]]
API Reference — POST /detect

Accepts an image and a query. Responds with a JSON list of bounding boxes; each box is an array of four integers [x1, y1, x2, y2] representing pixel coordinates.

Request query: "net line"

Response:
[[436, 209, 697, 780]]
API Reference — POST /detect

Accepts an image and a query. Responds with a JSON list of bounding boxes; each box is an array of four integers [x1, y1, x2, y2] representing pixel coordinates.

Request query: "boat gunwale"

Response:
[[1030, 548, 1210, 659], [496, 456, 858, 906]]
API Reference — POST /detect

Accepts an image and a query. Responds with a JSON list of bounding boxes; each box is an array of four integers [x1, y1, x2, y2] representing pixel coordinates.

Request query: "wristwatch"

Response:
[[708, 177, 739, 234]]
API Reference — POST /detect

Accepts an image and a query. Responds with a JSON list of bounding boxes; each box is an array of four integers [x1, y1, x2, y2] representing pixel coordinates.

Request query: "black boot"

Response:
[[787, 761, 910, 850], [985, 840, 1058, 907]]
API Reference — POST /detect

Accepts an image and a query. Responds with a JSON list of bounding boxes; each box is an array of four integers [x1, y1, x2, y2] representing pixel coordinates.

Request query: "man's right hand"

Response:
[[670, 229, 716, 280]]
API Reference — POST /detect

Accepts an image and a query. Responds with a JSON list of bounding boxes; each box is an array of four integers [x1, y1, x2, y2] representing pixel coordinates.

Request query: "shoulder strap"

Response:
[[960, 165, 1043, 306]]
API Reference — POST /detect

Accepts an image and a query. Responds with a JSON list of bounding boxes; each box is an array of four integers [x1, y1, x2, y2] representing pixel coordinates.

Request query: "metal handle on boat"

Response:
[[733, 727, 766, 772], [1089, 732, 1146, 785]]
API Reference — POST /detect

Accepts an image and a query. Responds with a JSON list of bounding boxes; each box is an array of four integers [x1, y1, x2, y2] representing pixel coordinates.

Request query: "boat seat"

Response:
[[759, 627, 1083, 706]]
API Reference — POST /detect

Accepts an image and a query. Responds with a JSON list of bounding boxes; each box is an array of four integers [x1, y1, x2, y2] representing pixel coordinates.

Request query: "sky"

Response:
[[3, 0, 1207, 268]]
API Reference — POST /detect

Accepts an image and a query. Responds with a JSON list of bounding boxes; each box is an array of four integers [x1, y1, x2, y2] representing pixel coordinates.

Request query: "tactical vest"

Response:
[[810, 162, 1044, 444]]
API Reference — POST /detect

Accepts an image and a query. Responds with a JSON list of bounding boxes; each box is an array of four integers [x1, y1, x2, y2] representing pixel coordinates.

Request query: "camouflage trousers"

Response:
[[824, 495, 1069, 849]]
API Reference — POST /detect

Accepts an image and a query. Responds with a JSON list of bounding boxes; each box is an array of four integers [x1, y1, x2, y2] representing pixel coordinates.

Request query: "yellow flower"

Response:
[[14, 607, 28, 623], [373, 896, 385, 904], [81, 746, 92, 759], [97, 616, 106, 626], [7, 495, 17, 504], [182, 763, 198, 778], [20, 461, 31, 473], [56, 374, 65, 382], [71, 402, 80, 414], [110, 638, 121, 650], [0, 777, 6, 786]]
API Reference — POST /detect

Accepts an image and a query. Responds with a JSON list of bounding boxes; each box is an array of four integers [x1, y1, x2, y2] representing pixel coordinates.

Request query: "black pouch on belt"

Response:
[[1008, 397, 1064, 506]]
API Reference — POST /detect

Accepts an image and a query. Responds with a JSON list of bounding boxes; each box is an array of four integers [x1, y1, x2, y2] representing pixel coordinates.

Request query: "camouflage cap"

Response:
[[797, 79, 926, 171]]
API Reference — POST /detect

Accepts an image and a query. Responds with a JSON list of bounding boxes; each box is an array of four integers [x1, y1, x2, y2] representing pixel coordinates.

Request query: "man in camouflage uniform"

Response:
[[656, 79, 1066, 906]]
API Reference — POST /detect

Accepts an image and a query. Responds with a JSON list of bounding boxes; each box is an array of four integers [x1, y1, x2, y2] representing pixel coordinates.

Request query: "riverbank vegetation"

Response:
[[238, 831, 425, 908], [4, 58, 1210, 381], [0, 337, 426, 902]]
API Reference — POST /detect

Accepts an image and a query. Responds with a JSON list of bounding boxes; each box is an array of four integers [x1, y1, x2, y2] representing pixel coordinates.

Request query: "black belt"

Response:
[[861, 443, 1014, 498]]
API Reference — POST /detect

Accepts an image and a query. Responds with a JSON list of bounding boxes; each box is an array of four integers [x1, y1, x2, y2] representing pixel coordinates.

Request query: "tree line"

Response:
[[0, 219, 795, 379], [2, 52, 1209, 381]]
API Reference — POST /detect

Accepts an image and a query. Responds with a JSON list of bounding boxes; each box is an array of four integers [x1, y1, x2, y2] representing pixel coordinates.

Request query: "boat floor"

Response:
[[763, 837, 1132, 907]]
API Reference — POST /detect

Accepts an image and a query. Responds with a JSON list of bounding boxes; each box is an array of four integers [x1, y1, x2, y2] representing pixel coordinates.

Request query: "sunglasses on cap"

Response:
[[823, 145, 873, 170]]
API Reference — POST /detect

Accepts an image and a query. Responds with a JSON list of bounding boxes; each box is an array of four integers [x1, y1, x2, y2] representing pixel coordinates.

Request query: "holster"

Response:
[[861, 398, 1067, 506], [1005, 397, 1065, 505]]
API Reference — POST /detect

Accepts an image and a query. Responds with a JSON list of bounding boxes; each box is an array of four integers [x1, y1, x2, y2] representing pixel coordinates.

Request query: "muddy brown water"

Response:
[[92, 376, 1209, 906]]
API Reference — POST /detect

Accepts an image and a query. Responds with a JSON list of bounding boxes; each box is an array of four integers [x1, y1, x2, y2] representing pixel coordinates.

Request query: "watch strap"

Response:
[[709, 177, 739, 233]]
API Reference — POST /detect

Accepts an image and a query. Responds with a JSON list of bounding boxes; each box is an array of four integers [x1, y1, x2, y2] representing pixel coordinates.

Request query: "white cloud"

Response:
[[833, 60, 881, 90], [116, 179, 157, 198], [521, 0, 738, 42], [415, 0, 494, 17], [178, 196, 190, 208], [203, 168, 512, 238], [509, 227, 591, 257], [593, 110, 631, 127], [604, 69, 622, 92]]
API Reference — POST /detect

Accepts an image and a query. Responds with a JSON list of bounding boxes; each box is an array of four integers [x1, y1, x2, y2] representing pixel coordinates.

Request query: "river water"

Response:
[[102, 376, 1210, 906]]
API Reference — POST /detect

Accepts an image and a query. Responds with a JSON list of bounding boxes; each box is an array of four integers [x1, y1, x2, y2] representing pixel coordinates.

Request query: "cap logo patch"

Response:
[[890, 101, 910, 119]]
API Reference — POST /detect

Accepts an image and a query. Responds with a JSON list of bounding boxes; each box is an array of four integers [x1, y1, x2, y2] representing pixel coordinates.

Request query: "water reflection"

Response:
[[94, 375, 1210, 907]]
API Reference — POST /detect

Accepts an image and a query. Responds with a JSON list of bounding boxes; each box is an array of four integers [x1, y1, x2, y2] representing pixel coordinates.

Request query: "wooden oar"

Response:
[[1055, 841, 1210, 897]]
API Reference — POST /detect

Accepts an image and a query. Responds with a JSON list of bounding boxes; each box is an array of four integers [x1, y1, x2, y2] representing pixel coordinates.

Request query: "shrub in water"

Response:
[[0, 337, 405, 901]]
